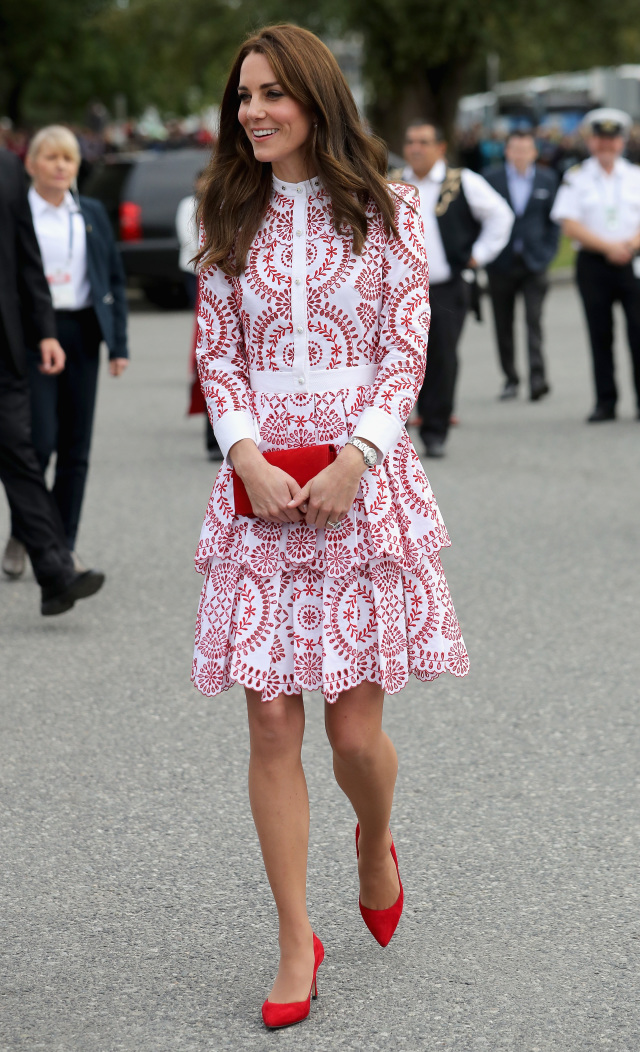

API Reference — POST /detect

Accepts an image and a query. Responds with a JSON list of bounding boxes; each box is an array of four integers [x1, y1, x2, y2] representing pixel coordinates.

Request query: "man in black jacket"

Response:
[[0, 148, 104, 615], [484, 131, 560, 401]]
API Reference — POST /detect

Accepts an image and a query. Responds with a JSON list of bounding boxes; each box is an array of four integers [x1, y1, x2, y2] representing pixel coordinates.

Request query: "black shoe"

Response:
[[41, 569, 105, 616], [586, 406, 616, 423], [425, 439, 446, 458], [530, 381, 550, 401], [499, 381, 518, 400]]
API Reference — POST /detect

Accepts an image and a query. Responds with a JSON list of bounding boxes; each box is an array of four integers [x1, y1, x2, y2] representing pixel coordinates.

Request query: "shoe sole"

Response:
[[41, 572, 105, 616]]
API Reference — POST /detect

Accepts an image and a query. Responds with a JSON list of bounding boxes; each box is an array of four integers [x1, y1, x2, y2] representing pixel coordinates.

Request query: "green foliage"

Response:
[[2, 0, 640, 133]]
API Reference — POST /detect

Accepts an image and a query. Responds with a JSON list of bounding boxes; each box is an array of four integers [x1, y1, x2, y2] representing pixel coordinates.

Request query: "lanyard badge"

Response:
[[46, 267, 75, 309], [605, 206, 618, 232], [45, 208, 77, 310]]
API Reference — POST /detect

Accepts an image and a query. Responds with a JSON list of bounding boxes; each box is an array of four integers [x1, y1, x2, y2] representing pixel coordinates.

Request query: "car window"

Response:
[[126, 151, 209, 238], [82, 161, 135, 237]]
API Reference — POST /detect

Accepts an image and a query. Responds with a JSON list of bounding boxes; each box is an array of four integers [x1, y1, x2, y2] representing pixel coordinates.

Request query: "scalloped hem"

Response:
[[194, 531, 452, 579], [191, 660, 468, 705]]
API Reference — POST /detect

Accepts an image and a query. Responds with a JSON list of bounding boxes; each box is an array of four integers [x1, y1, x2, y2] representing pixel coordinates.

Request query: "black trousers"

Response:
[[0, 331, 74, 590], [576, 251, 640, 411], [13, 308, 102, 551], [487, 262, 549, 390], [418, 276, 468, 444]]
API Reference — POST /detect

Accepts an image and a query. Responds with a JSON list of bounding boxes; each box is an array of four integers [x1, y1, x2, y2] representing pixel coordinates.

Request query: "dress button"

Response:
[[297, 187, 303, 193], [281, 185, 286, 190], [297, 377, 305, 385], [295, 278, 301, 286], [297, 325, 303, 333], [296, 229, 302, 237]]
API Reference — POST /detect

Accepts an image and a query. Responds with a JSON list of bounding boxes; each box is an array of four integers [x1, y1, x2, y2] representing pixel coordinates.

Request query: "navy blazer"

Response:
[[79, 195, 128, 359], [0, 149, 56, 377], [483, 164, 560, 274]]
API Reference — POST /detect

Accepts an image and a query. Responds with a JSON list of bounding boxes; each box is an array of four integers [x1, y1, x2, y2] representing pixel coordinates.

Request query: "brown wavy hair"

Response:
[[196, 23, 399, 276]]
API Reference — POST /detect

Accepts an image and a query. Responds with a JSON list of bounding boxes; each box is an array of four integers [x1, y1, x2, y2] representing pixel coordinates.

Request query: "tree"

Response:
[[4, 0, 640, 139], [341, 0, 640, 149], [249, 0, 640, 149], [0, 0, 115, 123]]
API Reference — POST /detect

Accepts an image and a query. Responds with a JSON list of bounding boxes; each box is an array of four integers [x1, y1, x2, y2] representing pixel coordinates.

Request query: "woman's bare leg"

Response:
[[324, 682, 400, 909], [246, 688, 315, 1002]]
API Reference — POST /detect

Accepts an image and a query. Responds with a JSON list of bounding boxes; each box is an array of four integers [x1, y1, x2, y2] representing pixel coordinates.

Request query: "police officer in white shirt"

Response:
[[551, 108, 640, 422], [401, 121, 514, 457]]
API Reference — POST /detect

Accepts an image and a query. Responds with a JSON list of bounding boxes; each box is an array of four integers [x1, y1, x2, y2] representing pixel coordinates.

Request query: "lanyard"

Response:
[[66, 207, 75, 265], [596, 167, 620, 231]]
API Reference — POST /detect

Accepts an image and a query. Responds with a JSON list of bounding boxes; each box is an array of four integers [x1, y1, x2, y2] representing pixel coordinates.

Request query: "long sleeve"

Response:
[[196, 263, 258, 458], [353, 185, 430, 460], [461, 168, 514, 267], [542, 172, 561, 265], [102, 203, 129, 359], [12, 154, 56, 343]]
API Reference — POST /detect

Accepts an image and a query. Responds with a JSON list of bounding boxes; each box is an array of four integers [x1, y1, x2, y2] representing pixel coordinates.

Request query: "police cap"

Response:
[[583, 107, 632, 138]]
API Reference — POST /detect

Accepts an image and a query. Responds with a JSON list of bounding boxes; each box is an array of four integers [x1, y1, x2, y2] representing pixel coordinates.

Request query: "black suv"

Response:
[[82, 148, 210, 307]]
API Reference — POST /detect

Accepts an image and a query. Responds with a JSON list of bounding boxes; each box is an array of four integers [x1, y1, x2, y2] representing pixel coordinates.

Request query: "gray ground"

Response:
[[1, 284, 639, 1052]]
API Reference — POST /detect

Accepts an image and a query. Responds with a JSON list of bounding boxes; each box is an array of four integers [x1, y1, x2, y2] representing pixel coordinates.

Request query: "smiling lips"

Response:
[[252, 128, 278, 139]]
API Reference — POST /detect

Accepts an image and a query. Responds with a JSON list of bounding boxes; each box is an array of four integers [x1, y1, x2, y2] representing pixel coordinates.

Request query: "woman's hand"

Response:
[[230, 439, 305, 524], [287, 443, 371, 530]]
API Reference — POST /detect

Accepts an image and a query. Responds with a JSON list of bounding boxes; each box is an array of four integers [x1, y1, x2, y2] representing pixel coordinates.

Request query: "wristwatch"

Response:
[[347, 436, 377, 468]]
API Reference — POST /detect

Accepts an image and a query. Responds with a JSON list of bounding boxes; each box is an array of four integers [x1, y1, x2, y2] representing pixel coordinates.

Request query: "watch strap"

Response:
[[348, 436, 376, 467]]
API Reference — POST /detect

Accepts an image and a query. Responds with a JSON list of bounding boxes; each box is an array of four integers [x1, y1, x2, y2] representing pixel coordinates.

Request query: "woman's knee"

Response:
[[325, 711, 380, 765], [247, 690, 304, 757]]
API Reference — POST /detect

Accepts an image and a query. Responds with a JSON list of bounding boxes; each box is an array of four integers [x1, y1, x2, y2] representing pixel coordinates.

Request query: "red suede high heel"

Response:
[[261, 933, 324, 1030], [356, 823, 404, 947]]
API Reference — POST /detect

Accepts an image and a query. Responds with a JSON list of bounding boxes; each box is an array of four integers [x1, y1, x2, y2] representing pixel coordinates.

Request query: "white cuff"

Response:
[[214, 410, 259, 460], [470, 240, 491, 267], [353, 407, 403, 462]]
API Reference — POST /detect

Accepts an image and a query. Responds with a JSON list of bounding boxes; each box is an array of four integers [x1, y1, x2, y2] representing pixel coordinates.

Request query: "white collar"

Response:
[[403, 158, 447, 184], [586, 155, 626, 179], [272, 174, 322, 198], [28, 186, 79, 215], [506, 162, 535, 180]]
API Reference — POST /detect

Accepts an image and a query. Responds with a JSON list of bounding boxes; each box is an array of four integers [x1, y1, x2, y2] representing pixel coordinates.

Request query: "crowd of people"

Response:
[[398, 108, 640, 449], [5, 107, 640, 185]]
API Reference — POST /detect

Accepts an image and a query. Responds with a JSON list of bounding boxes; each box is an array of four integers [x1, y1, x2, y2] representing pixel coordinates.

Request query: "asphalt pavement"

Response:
[[1, 284, 639, 1051]]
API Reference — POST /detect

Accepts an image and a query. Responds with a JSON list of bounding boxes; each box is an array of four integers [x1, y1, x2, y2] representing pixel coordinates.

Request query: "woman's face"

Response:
[[237, 51, 315, 183], [27, 143, 79, 198]]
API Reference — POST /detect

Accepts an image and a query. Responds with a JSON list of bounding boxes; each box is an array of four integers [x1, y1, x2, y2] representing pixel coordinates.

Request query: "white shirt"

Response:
[[550, 156, 640, 242], [197, 177, 430, 461], [402, 159, 514, 284], [176, 193, 199, 274], [28, 187, 92, 310]]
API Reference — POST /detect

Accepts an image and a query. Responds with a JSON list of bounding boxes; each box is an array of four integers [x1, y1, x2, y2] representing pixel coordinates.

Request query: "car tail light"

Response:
[[119, 201, 142, 242]]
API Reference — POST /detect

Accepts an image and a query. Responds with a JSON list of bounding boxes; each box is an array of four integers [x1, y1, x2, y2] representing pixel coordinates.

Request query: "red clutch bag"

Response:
[[232, 444, 337, 517]]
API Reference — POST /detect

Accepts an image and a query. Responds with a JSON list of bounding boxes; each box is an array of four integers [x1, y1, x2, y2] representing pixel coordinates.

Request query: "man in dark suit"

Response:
[[0, 147, 104, 614], [484, 130, 560, 401]]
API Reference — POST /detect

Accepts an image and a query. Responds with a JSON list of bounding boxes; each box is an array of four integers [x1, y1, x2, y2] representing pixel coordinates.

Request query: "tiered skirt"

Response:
[[192, 388, 469, 702]]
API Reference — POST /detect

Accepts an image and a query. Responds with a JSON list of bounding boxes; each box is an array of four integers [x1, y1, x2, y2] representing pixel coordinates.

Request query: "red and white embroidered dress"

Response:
[[192, 176, 469, 702]]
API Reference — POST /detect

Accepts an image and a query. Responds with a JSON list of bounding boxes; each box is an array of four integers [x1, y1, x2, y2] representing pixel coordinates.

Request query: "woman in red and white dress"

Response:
[[193, 24, 469, 1029]]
